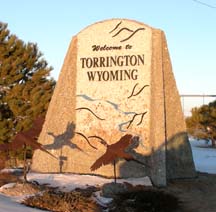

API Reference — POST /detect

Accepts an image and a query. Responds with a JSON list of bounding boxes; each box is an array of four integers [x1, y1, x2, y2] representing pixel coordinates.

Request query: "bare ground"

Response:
[[165, 172, 216, 212]]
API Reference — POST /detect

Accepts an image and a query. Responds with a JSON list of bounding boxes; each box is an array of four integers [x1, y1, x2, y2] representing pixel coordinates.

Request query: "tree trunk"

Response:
[[23, 144, 28, 182], [113, 159, 117, 184]]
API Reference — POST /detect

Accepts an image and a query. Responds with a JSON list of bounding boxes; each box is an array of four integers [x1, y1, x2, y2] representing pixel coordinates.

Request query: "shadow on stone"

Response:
[[44, 122, 83, 173], [118, 131, 196, 185]]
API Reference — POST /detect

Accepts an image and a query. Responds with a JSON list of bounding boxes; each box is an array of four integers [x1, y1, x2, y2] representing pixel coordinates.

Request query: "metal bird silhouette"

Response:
[[90, 134, 149, 172], [0, 117, 55, 158], [0, 117, 57, 182]]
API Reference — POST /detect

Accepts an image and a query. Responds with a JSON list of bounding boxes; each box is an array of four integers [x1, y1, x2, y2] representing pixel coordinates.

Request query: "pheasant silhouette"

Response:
[[90, 134, 149, 171], [0, 117, 55, 158]]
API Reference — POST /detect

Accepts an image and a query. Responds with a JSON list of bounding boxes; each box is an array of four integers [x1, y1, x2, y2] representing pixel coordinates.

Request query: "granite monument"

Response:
[[32, 19, 196, 186]]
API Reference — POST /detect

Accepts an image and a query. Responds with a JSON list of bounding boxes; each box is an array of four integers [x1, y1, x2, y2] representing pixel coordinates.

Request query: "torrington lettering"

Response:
[[32, 19, 196, 188], [86, 69, 138, 81], [80, 54, 145, 81]]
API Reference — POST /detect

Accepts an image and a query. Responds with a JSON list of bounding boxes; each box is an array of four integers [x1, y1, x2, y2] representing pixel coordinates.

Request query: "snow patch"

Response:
[[190, 138, 216, 174], [93, 191, 113, 207], [27, 173, 152, 191], [0, 168, 23, 174], [0, 183, 16, 191]]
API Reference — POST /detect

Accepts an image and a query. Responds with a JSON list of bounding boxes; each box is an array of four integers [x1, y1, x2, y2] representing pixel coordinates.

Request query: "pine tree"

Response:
[[0, 22, 55, 145], [186, 100, 216, 147]]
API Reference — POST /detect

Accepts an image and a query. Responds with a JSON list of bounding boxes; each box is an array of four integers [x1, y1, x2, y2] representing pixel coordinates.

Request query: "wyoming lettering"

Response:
[[80, 54, 145, 81]]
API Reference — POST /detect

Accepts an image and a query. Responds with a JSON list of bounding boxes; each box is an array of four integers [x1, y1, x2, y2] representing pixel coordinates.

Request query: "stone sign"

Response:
[[32, 19, 196, 186]]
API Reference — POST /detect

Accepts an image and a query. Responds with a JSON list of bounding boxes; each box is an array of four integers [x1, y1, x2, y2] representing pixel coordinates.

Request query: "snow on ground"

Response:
[[1, 138, 216, 212], [0, 183, 16, 191], [190, 138, 216, 174], [0, 172, 152, 212], [0, 194, 45, 212], [27, 173, 152, 191], [0, 168, 23, 174]]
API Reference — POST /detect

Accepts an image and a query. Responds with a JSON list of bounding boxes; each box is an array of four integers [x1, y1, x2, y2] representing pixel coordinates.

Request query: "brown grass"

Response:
[[23, 189, 102, 212]]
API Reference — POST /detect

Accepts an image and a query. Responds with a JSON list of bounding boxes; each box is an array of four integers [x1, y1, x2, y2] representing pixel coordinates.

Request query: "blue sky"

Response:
[[1, 0, 216, 112]]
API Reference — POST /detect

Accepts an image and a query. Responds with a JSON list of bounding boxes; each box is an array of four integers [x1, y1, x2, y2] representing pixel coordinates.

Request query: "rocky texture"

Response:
[[101, 182, 128, 198], [160, 32, 196, 180], [32, 19, 195, 186]]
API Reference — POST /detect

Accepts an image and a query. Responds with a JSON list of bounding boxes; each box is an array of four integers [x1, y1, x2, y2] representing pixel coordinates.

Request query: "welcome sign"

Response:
[[76, 20, 151, 155], [80, 54, 144, 81], [32, 19, 196, 186], [78, 21, 148, 82]]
